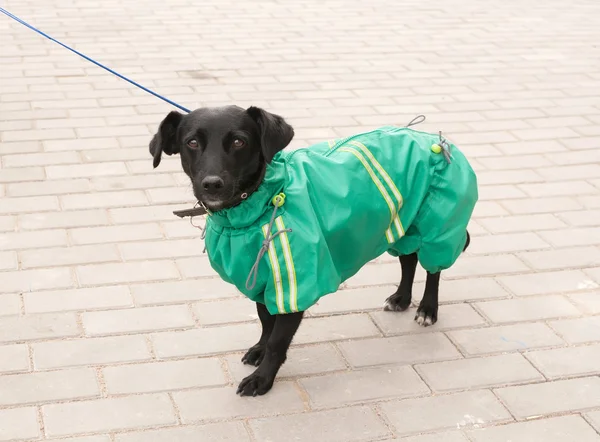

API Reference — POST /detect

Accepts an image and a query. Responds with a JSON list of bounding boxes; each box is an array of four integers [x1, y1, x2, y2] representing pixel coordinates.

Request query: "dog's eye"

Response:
[[232, 138, 246, 149], [187, 139, 199, 149]]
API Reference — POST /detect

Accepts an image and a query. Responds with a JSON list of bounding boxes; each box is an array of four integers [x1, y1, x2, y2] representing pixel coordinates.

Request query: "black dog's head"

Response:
[[150, 105, 294, 211]]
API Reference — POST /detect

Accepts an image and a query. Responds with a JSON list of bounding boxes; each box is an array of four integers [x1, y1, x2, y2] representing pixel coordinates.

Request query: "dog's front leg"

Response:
[[237, 310, 304, 396], [241, 302, 276, 366]]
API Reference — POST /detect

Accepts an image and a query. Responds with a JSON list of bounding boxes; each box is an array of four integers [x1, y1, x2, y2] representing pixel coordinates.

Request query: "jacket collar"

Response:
[[207, 152, 286, 229]]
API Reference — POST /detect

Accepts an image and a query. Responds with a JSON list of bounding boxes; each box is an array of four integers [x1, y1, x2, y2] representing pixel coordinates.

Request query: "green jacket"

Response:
[[204, 126, 478, 315]]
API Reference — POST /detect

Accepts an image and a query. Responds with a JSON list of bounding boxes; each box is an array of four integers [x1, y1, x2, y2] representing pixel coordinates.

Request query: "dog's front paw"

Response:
[[241, 344, 265, 366], [236, 370, 275, 397], [414, 303, 437, 327]]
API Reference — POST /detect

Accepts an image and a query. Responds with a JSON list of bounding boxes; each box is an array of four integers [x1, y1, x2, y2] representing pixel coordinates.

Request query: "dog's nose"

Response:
[[201, 175, 225, 193]]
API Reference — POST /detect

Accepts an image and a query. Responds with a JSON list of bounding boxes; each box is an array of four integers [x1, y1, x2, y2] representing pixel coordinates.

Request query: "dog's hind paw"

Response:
[[383, 292, 412, 312]]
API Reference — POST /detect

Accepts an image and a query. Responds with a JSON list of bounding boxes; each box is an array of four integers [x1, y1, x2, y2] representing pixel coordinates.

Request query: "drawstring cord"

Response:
[[406, 115, 426, 127], [245, 194, 290, 291]]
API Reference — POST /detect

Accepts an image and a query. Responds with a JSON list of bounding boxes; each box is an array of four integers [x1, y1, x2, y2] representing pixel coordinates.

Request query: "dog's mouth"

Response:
[[199, 190, 240, 212], [202, 198, 225, 211]]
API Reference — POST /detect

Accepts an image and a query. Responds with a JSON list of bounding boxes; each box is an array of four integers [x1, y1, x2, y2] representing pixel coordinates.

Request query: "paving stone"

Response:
[[249, 406, 390, 442], [502, 196, 582, 215], [526, 343, 600, 379], [418, 277, 509, 303], [416, 353, 543, 392], [479, 214, 567, 233], [345, 262, 413, 287], [104, 358, 226, 394], [293, 314, 381, 345], [0, 167, 46, 184], [152, 323, 259, 358], [91, 174, 176, 191], [520, 181, 597, 197], [371, 303, 486, 336], [175, 256, 219, 278], [109, 204, 188, 224], [467, 415, 600, 442], [309, 286, 396, 315], [444, 254, 529, 278], [43, 394, 177, 437], [0, 368, 99, 406], [539, 226, 600, 248], [0, 229, 67, 250], [0, 216, 15, 232], [0, 312, 79, 343], [114, 422, 252, 442], [0, 344, 29, 374], [77, 261, 179, 286], [447, 323, 564, 355], [380, 390, 512, 436], [468, 232, 550, 254], [193, 298, 258, 325], [475, 295, 581, 324], [569, 292, 600, 314], [8, 178, 90, 197], [388, 432, 469, 442], [588, 267, 600, 284], [162, 219, 205, 239], [226, 343, 347, 382], [83, 305, 194, 336], [18, 209, 109, 230], [33, 334, 152, 370], [518, 246, 600, 270], [300, 365, 429, 408], [498, 270, 598, 296], [559, 209, 600, 227], [495, 377, 600, 419], [173, 382, 304, 422], [20, 243, 120, 269], [46, 162, 128, 179], [0, 407, 40, 441], [585, 411, 600, 433], [339, 333, 461, 368], [61, 190, 148, 210], [119, 238, 205, 261], [51, 437, 110, 442], [24, 285, 133, 314], [0, 293, 20, 316], [549, 315, 600, 344], [130, 278, 240, 305], [70, 223, 163, 245]]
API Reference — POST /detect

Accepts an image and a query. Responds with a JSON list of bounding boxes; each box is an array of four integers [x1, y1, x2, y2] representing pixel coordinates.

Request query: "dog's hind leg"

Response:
[[415, 271, 440, 326], [384, 253, 418, 312]]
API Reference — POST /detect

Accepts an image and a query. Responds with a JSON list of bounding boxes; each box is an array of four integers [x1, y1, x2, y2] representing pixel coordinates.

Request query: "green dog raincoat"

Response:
[[204, 126, 478, 315]]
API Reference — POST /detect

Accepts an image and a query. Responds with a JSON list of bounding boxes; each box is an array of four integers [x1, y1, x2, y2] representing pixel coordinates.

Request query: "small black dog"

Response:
[[150, 105, 474, 397]]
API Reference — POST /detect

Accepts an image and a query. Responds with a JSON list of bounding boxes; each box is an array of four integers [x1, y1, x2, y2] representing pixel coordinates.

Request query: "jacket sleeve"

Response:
[[261, 211, 340, 315]]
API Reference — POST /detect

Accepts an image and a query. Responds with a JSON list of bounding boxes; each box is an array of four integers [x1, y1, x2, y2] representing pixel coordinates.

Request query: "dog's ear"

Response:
[[149, 111, 183, 168], [246, 106, 294, 162]]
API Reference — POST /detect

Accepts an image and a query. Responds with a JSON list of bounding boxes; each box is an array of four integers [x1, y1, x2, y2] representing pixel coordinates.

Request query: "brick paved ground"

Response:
[[1, 0, 600, 440]]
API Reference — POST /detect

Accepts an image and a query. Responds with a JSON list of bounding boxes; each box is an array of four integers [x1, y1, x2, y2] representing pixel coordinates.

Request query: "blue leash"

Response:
[[0, 7, 191, 113]]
